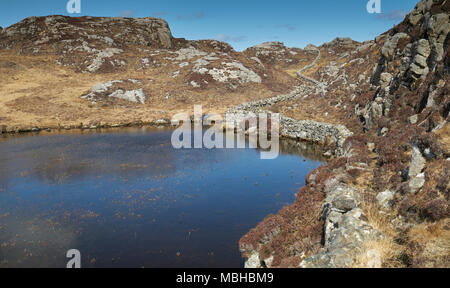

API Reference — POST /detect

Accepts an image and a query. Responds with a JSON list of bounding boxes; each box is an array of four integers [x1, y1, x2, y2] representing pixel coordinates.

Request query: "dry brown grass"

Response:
[[404, 220, 450, 268], [346, 159, 406, 268], [350, 189, 405, 268], [434, 122, 450, 155], [352, 239, 404, 268], [409, 221, 449, 244], [353, 164, 449, 268]]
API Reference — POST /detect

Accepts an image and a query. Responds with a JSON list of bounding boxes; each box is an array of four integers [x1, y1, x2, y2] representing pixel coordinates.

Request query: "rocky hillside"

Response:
[[0, 0, 448, 268], [0, 16, 312, 131], [239, 0, 449, 268]]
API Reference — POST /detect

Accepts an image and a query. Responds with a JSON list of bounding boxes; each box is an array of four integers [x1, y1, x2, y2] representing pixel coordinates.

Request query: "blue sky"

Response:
[[0, 0, 419, 51]]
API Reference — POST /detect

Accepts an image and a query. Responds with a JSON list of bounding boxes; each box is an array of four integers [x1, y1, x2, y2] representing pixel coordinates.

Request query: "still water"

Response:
[[0, 127, 324, 268]]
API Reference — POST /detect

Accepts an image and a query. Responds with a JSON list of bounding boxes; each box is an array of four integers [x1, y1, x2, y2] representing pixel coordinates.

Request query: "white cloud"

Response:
[[215, 34, 247, 43], [118, 10, 136, 18]]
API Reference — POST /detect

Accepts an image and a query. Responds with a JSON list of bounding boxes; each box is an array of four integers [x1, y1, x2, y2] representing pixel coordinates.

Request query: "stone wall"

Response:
[[280, 116, 353, 155]]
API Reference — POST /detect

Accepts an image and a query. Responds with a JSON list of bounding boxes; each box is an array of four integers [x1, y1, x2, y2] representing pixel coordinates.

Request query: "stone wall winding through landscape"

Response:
[[233, 38, 381, 269], [226, 44, 353, 156]]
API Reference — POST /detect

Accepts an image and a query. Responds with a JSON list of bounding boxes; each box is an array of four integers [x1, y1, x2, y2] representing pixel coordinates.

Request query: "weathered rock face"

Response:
[[81, 79, 146, 104], [324, 37, 359, 50], [244, 41, 304, 66], [409, 146, 427, 179], [381, 33, 410, 60], [408, 38, 432, 79], [379, 72, 393, 89], [0, 14, 290, 92], [301, 208, 383, 268], [0, 15, 174, 50], [408, 146, 426, 193], [305, 1, 449, 268], [377, 190, 395, 210], [409, 172, 426, 193], [361, 0, 449, 132], [300, 173, 383, 268]]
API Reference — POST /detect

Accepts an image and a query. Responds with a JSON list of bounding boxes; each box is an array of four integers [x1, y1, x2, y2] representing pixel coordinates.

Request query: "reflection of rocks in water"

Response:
[[0, 128, 283, 185], [0, 128, 326, 186], [278, 139, 326, 161], [0, 129, 326, 186]]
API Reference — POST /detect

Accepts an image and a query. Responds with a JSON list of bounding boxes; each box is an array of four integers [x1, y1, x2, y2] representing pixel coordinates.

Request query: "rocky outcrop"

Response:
[[195, 59, 262, 86], [0, 15, 174, 50], [407, 146, 427, 193], [381, 33, 410, 60], [244, 41, 303, 66], [172, 46, 263, 87], [134, 44, 267, 89], [356, 97, 386, 130], [377, 190, 395, 211], [241, 0, 449, 268], [299, 176, 384, 268], [81, 79, 146, 104], [0, 15, 174, 73], [360, 0, 449, 131], [407, 0, 449, 61], [409, 39, 431, 79], [324, 37, 359, 50], [226, 49, 352, 156], [408, 146, 427, 179], [301, 209, 383, 268]]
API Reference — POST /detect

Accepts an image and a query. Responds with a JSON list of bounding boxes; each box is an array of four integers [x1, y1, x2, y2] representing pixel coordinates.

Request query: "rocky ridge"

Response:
[[0, 16, 173, 73], [239, 0, 448, 268]]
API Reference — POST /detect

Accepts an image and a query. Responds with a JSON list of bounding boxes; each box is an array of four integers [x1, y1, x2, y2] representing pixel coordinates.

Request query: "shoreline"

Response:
[[0, 118, 345, 156]]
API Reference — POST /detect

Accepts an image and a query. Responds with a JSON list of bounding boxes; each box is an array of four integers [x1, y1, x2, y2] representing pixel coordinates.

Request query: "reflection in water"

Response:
[[278, 138, 326, 161], [0, 128, 324, 268]]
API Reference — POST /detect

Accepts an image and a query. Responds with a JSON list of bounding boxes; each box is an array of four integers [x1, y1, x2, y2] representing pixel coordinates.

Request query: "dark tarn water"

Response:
[[0, 127, 324, 268]]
